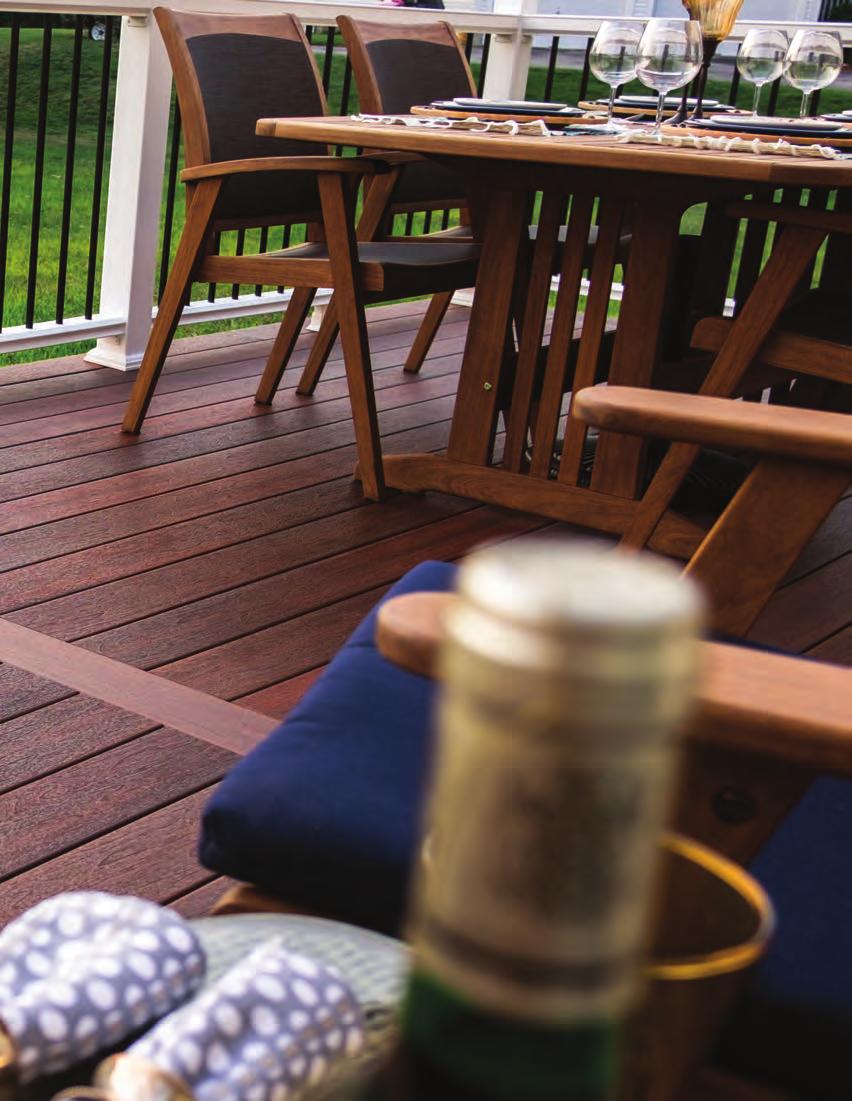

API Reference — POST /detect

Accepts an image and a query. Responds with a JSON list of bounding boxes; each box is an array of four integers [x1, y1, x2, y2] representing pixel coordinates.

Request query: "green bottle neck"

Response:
[[390, 968, 621, 1101]]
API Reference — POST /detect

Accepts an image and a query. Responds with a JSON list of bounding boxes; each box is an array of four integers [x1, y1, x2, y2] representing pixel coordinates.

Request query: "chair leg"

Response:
[[403, 291, 453, 374], [296, 295, 340, 396], [318, 173, 385, 500], [122, 180, 221, 435], [255, 286, 317, 405]]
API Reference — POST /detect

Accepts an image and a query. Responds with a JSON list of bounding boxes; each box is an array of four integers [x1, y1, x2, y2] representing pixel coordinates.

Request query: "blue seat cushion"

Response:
[[199, 561, 455, 935], [201, 558, 852, 1092], [714, 775, 852, 1098]]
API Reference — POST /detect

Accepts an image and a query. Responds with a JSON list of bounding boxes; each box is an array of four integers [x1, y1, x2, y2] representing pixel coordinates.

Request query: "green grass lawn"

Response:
[[0, 24, 849, 365]]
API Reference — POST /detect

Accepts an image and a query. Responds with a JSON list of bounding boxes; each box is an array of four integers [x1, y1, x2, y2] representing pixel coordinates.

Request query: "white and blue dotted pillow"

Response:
[[122, 937, 366, 1101], [0, 892, 205, 1082]]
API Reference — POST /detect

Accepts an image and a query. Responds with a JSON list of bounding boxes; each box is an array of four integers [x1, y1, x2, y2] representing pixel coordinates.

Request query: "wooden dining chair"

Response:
[[290, 15, 477, 399], [289, 14, 634, 404], [121, 8, 479, 501]]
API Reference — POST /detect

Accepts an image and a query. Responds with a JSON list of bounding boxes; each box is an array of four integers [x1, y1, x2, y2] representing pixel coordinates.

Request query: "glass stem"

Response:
[[752, 83, 761, 116], [800, 90, 812, 118], [607, 86, 616, 128], [653, 91, 666, 136]]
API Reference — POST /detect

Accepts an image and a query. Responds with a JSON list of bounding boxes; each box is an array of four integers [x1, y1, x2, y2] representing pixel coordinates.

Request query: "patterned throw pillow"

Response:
[[0, 892, 205, 1082]]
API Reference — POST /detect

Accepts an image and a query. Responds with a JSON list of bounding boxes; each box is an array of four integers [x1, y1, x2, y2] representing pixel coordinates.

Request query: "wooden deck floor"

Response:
[[0, 300, 848, 926]]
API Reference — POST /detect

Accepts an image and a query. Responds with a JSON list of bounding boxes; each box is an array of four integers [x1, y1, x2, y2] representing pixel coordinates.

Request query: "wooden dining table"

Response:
[[256, 115, 852, 558]]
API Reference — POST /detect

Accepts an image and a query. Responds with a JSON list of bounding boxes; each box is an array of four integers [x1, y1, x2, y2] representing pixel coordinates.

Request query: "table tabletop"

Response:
[[256, 115, 852, 188]]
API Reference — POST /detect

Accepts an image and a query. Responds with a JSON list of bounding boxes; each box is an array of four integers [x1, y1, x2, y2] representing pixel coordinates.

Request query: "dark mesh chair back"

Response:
[[155, 8, 328, 223], [337, 15, 475, 207]]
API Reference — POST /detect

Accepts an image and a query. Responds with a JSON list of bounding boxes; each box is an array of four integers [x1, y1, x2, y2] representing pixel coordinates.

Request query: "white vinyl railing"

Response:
[[0, 0, 849, 366]]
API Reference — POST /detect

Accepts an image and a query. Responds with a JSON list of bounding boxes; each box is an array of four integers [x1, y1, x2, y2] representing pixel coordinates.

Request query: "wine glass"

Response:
[[736, 28, 787, 116], [635, 19, 703, 137], [784, 29, 843, 118], [589, 20, 644, 131]]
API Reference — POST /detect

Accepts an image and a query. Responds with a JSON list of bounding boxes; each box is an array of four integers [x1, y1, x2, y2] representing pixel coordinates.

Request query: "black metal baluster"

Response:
[[85, 15, 115, 320], [158, 98, 182, 302], [476, 35, 491, 96], [25, 19, 53, 329], [543, 36, 560, 101], [306, 25, 314, 44], [256, 226, 269, 296], [404, 212, 414, 235], [277, 225, 290, 293], [207, 231, 220, 302], [577, 37, 593, 104], [231, 228, 246, 298], [441, 208, 450, 230], [728, 58, 741, 107], [0, 15, 21, 331], [55, 16, 84, 324], [339, 55, 353, 114], [464, 32, 474, 64], [766, 77, 781, 116], [321, 25, 335, 95], [424, 210, 433, 234]]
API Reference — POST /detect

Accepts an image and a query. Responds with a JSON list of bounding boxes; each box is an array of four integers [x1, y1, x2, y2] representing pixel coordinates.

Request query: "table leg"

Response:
[[446, 187, 530, 467]]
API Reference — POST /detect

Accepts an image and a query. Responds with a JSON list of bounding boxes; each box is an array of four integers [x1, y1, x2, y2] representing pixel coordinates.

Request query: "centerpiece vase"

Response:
[[680, 0, 744, 121]]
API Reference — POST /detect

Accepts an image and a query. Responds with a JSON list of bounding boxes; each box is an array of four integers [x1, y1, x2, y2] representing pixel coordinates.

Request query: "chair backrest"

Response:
[[337, 15, 475, 209], [337, 15, 475, 115], [155, 7, 329, 223]]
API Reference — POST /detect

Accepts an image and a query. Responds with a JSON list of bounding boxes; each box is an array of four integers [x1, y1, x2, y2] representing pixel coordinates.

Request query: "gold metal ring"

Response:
[[647, 832, 775, 982]]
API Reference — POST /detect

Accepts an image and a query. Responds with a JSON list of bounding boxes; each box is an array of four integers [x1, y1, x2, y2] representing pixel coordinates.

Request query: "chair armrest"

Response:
[[180, 155, 387, 183], [725, 201, 852, 237], [376, 593, 852, 774], [573, 387, 852, 468], [376, 591, 454, 678]]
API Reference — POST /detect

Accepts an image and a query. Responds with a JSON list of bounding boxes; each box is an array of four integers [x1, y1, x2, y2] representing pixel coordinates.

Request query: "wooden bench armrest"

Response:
[[572, 387, 852, 468], [181, 155, 387, 183], [376, 593, 852, 774]]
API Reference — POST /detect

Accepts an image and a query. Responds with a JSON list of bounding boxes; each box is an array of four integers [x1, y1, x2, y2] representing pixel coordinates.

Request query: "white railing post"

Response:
[[482, 0, 537, 101], [85, 13, 173, 371]]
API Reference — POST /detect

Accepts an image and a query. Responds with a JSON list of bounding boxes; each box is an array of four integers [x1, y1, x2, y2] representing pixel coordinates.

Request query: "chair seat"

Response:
[[274, 239, 480, 295], [200, 561, 852, 1094]]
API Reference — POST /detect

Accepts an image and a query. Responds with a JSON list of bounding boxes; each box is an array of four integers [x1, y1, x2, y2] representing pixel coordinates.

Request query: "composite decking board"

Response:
[[8, 489, 474, 637], [0, 376, 460, 505], [239, 667, 327, 719], [0, 395, 456, 536], [748, 552, 852, 653], [0, 620, 277, 754], [0, 331, 467, 443], [781, 495, 852, 586], [0, 788, 219, 926], [0, 508, 540, 785], [170, 878, 237, 918], [807, 626, 852, 665], [0, 300, 450, 405], [0, 355, 462, 479], [1, 472, 465, 615], [0, 418, 453, 576], [0, 727, 235, 879], [0, 696, 162, 796], [77, 508, 545, 671]]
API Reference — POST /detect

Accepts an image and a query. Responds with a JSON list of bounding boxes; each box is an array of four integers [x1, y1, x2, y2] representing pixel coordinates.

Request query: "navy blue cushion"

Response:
[[199, 561, 455, 934], [201, 558, 852, 1092], [715, 776, 852, 1097]]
